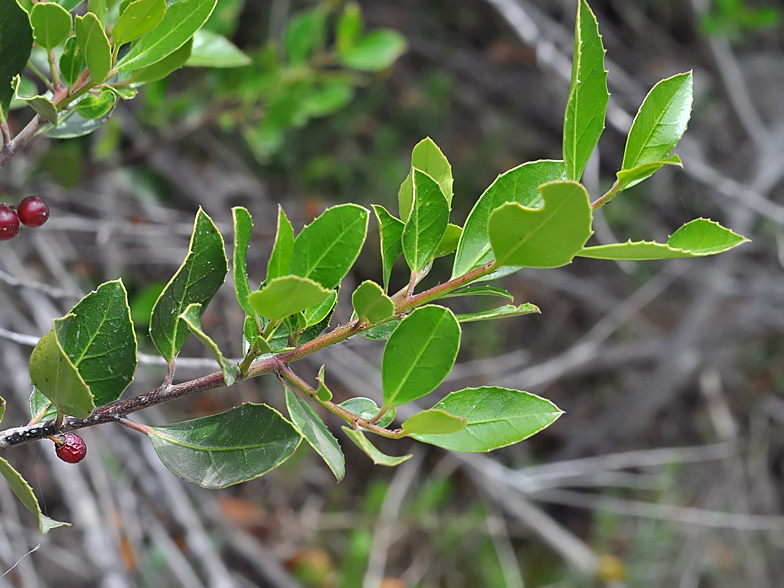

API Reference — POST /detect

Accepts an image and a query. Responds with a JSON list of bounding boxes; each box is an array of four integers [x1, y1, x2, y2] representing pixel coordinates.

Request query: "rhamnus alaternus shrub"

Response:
[[0, 0, 747, 533]]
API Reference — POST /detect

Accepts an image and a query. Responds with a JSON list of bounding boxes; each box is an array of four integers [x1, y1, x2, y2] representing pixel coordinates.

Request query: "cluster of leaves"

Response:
[[0, 0, 405, 148], [0, 0, 748, 533]]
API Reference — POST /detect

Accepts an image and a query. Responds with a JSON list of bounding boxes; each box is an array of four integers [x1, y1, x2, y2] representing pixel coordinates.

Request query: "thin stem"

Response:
[[591, 180, 621, 210], [26, 61, 54, 93], [48, 50, 62, 91], [394, 260, 498, 314], [0, 115, 44, 169], [118, 418, 153, 435]]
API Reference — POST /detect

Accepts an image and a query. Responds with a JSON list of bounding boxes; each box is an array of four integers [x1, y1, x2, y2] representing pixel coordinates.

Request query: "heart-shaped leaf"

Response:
[[352, 280, 394, 325]]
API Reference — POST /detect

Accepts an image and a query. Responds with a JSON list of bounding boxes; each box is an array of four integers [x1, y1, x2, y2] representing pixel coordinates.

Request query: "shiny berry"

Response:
[[0, 204, 20, 241], [17, 196, 49, 227], [54, 433, 87, 463]]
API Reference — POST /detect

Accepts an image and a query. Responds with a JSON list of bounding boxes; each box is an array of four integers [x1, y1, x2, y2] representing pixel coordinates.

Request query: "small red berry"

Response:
[[17, 196, 49, 227], [54, 433, 87, 463], [0, 204, 20, 241]]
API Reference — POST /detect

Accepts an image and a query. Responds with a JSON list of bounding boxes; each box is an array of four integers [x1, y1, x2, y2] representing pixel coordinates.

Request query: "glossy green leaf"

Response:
[[455, 303, 539, 323], [248, 276, 332, 323], [489, 180, 593, 268], [285, 388, 344, 481], [148, 403, 302, 489], [411, 386, 563, 452], [180, 303, 239, 386], [402, 409, 466, 435], [30, 2, 72, 50], [399, 137, 453, 221], [73, 88, 117, 119], [0, 457, 69, 533], [75, 13, 111, 84], [337, 29, 407, 72], [29, 388, 57, 423], [29, 329, 95, 418], [12, 75, 58, 125], [116, 0, 218, 72], [339, 398, 396, 428], [434, 223, 461, 258], [438, 285, 514, 302], [359, 320, 399, 341], [402, 170, 449, 274], [563, 0, 608, 181], [0, 0, 33, 116], [231, 207, 255, 317], [341, 427, 411, 466], [54, 279, 137, 407], [579, 218, 748, 260], [129, 37, 192, 82], [382, 305, 460, 408], [59, 36, 85, 87], [452, 160, 565, 278], [336, 1, 362, 52], [290, 204, 369, 290], [622, 72, 692, 171], [150, 208, 228, 363], [303, 289, 337, 327], [112, 0, 166, 45], [352, 280, 394, 325], [186, 29, 250, 67], [285, 8, 326, 64], [267, 205, 294, 282], [45, 109, 108, 138], [88, 0, 106, 25], [613, 155, 682, 193], [372, 204, 404, 292]]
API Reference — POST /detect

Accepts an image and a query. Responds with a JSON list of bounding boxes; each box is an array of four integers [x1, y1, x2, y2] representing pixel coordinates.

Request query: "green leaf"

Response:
[[290, 204, 369, 290], [0, 457, 69, 533], [352, 280, 394, 325], [186, 28, 250, 67], [88, 0, 106, 26], [622, 72, 692, 172], [359, 320, 399, 341], [30, 2, 72, 50], [75, 12, 111, 84], [12, 75, 58, 125], [179, 303, 239, 386], [452, 160, 565, 278], [300, 80, 354, 118], [58, 0, 84, 11], [150, 208, 228, 363], [438, 285, 514, 302], [128, 36, 192, 82], [578, 218, 749, 260], [285, 388, 345, 481], [112, 0, 166, 45], [613, 155, 682, 193], [284, 8, 326, 64], [148, 403, 302, 489], [29, 330, 95, 418], [382, 305, 460, 408], [341, 427, 411, 466], [231, 206, 255, 317], [402, 170, 449, 274], [29, 388, 57, 423], [54, 279, 137, 407], [455, 303, 539, 323], [104, 85, 137, 100], [563, 0, 608, 181], [116, 0, 218, 72], [267, 205, 294, 282], [489, 180, 593, 268], [45, 108, 108, 138], [73, 87, 117, 119], [402, 409, 465, 435], [399, 137, 453, 221], [339, 397, 396, 428], [59, 36, 85, 87], [336, 1, 362, 52], [303, 289, 338, 327], [248, 276, 332, 323], [372, 205, 404, 292], [315, 365, 332, 402], [337, 29, 407, 72], [434, 223, 461, 258], [0, 0, 33, 116], [411, 386, 563, 452]]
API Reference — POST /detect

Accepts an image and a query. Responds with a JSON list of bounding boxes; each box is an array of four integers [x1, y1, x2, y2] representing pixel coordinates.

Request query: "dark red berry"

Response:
[[54, 433, 87, 463], [17, 196, 49, 227], [0, 204, 20, 241]]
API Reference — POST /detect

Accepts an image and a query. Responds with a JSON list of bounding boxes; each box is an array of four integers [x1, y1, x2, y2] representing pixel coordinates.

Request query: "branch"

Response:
[[0, 115, 45, 170]]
